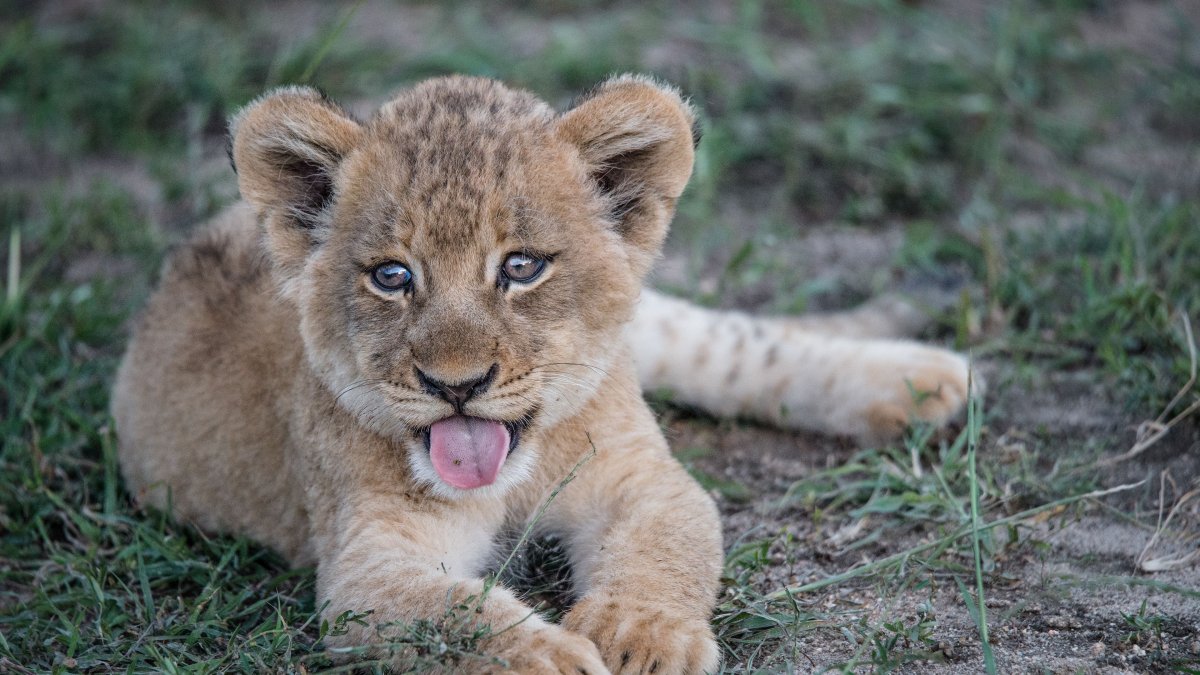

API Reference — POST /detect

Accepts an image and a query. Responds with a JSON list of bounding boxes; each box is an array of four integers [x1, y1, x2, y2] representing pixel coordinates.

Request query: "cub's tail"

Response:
[[626, 290, 976, 443]]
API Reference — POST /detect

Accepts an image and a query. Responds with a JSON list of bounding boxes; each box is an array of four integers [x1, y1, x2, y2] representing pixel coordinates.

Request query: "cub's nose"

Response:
[[416, 364, 498, 411]]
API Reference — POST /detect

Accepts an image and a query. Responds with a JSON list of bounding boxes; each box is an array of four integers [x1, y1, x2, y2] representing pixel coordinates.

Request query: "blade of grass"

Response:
[[1054, 575, 1200, 600], [965, 367, 997, 674], [1098, 311, 1199, 467], [134, 530, 156, 624], [764, 478, 1146, 602], [5, 227, 18, 308], [101, 424, 118, 516], [296, 0, 365, 84], [488, 438, 595, 592]]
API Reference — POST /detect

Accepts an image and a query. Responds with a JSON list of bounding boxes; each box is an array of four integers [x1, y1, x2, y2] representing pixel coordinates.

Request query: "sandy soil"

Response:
[[676, 332, 1200, 673]]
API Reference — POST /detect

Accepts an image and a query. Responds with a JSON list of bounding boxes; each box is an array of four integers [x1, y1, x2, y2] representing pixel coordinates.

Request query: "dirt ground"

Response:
[[672, 304, 1200, 673], [674, 3, 1200, 667], [649, 192, 1200, 672]]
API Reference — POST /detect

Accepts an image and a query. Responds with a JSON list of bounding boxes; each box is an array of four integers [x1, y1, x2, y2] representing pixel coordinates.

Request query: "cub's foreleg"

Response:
[[297, 407, 608, 673], [629, 290, 974, 443], [546, 404, 723, 675], [314, 491, 609, 674]]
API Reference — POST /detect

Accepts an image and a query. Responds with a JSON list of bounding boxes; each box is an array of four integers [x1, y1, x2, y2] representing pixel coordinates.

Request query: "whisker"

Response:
[[539, 379, 594, 393], [489, 390, 533, 403], [534, 365, 643, 399], [383, 391, 426, 405], [534, 372, 600, 392], [506, 391, 540, 412], [528, 362, 611, 377], [335, 378, 388, 404]]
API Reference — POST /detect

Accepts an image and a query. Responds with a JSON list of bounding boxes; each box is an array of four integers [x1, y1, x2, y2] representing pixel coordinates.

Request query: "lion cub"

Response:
[[112, 75, 971, 673]]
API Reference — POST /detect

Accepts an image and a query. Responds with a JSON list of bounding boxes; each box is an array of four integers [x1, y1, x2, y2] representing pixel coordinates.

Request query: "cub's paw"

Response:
[[562, 594, 719, 675], [487, 624, 610, 675], [860, 344, 980, 443]]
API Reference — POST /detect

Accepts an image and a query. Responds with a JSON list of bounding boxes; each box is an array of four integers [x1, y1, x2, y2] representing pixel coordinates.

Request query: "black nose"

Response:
[[416, 364, 498, 411]]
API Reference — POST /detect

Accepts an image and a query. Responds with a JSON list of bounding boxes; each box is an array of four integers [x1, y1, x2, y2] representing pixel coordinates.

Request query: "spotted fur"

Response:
[[629, 291, 974, 444]]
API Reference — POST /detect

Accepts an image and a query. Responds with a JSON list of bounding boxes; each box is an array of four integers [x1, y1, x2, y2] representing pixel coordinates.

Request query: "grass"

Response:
[[2, 0, 1199, 672], [963, 381, 996, 675]]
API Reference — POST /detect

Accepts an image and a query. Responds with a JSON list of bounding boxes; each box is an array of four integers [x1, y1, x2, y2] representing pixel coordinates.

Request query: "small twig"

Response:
[[1135, 470, 1200, 572], [1099, 311, 1199, 467]]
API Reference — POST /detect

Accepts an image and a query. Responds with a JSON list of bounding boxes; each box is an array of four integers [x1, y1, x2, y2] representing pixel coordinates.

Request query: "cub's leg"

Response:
[[629, 290, 974, 443], [545, 399, 723, 674], [313, 486, 609, 674]]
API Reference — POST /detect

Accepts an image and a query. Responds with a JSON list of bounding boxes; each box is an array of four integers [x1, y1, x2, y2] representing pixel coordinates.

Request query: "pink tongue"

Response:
[[428, 416, 510, 489]]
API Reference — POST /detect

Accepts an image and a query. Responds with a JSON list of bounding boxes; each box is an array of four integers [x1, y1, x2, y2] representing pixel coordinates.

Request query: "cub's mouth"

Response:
[[421, 416, 525, 490]]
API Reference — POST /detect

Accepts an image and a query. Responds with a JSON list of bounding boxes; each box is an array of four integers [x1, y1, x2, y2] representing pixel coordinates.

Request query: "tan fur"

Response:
[[627, 291, 976, 445], [113, 75, 972, 674]]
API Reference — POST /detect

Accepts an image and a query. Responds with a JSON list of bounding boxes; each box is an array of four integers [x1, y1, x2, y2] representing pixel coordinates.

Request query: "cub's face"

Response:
[[231, 76, 696, 497]]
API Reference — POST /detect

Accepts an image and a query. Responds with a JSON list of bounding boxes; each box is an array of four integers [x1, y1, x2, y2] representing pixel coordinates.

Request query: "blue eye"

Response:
[[501, 252, 546, 284], [371, 262, 413, 292]]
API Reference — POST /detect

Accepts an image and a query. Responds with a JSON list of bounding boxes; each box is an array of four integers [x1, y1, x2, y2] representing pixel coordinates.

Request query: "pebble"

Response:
[[1046, 615, 1081, 629]]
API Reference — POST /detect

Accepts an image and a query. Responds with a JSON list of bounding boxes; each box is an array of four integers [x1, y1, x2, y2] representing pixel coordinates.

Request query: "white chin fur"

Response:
[[405, 439, 538, 500]]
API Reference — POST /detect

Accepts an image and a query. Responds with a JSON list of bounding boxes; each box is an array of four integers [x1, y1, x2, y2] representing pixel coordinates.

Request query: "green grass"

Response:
[[2, 0, 1199, 672]]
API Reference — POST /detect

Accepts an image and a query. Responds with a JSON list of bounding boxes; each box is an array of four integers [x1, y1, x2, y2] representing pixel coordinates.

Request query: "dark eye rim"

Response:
[[370, 261, 414, 292], [500, 252, 549, 285]]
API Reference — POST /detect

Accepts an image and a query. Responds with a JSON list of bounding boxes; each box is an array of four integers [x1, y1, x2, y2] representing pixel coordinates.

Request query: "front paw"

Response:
[[489, 623, 610, 675], [562, 594, 719, 675]]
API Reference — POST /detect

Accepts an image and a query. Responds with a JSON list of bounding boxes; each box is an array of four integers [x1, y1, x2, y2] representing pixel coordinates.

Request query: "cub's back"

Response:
[[111, 203, 313, 562]]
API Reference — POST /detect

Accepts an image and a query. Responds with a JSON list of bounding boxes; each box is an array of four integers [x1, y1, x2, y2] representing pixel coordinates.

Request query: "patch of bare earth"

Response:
[[669, 356, 1199, 671]]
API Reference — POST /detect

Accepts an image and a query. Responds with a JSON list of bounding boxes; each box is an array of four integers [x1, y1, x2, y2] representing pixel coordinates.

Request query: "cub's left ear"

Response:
[[556, 75, 698, 270]]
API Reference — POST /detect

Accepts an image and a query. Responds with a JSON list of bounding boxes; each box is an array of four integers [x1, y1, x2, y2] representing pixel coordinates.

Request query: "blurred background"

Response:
[[2, 1, 1198, 671]]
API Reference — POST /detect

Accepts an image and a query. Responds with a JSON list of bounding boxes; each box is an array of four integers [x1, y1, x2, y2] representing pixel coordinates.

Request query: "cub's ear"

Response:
[[556, 75, 697, 270], [229, 86, 362, 240]]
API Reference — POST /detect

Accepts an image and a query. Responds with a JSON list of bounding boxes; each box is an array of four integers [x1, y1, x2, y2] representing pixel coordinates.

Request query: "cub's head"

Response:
[[229, 76, 696, 497]]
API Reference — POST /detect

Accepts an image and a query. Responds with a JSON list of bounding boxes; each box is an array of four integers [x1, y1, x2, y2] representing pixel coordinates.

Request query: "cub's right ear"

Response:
[[229, 86, 361, 239]]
